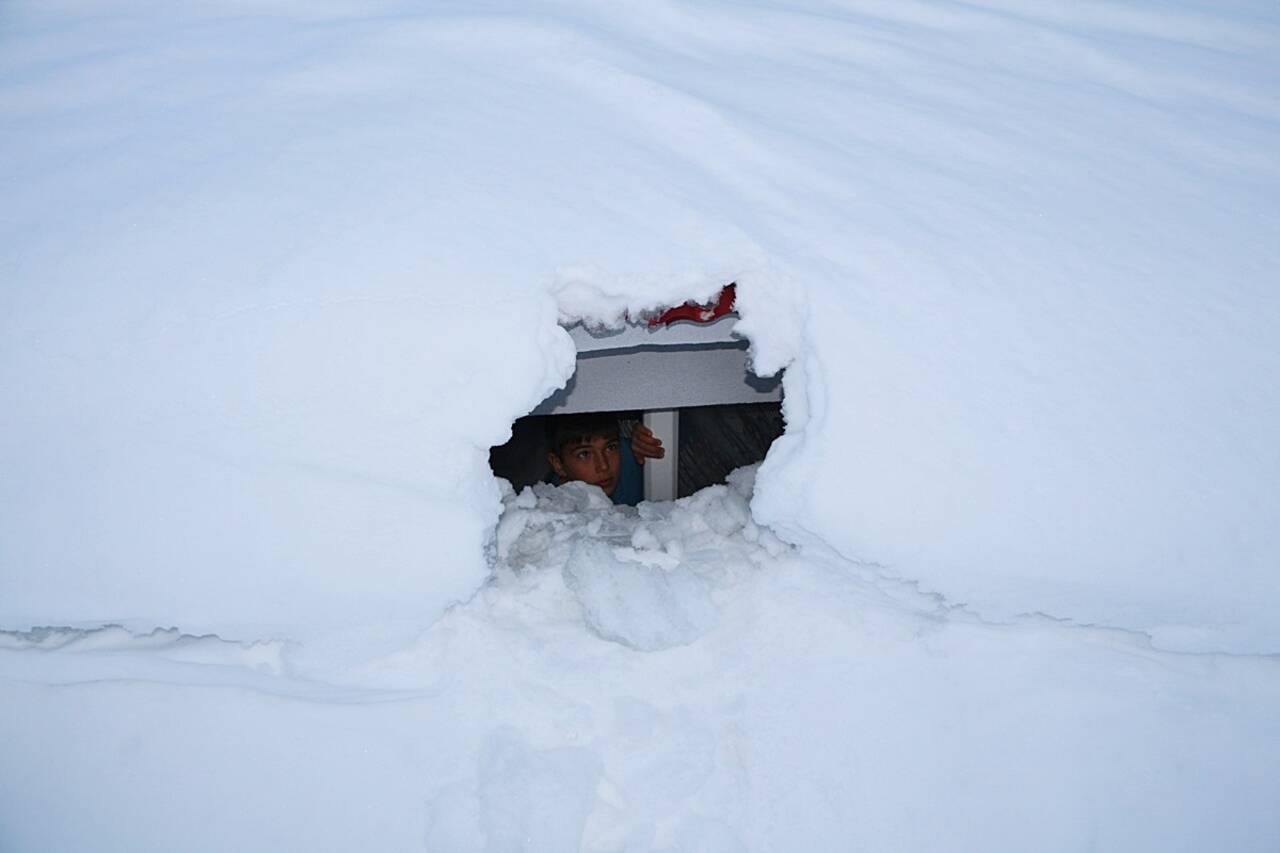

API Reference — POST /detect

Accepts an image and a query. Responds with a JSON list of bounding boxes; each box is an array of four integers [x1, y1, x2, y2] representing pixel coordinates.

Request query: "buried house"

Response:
[[2, 2, 1280, 850]]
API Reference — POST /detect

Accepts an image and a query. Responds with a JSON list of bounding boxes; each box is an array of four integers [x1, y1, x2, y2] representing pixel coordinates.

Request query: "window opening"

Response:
[[489, 285, 784, 503]]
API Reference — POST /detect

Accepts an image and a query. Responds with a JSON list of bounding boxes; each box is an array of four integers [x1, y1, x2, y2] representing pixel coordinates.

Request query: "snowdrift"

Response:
[[4, 0, 1277, 650]]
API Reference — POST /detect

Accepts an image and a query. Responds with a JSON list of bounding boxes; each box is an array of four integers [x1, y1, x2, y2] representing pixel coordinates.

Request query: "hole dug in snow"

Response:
[[489, 285, 784, 503]]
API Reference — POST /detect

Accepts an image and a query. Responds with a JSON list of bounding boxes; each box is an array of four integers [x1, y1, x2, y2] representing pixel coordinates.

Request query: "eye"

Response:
[[575, 450, 591, 460], [606, 441, 619, 452]]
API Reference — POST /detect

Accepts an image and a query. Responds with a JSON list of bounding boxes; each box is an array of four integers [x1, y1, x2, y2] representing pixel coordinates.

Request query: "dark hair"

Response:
[[545, 413, 620, 457]]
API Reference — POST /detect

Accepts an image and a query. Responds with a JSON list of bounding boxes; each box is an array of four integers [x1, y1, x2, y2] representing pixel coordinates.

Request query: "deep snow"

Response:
[[4, 471, 1279, 850], [2, 0, 1278, 648], [2, 0, 1280, 849]]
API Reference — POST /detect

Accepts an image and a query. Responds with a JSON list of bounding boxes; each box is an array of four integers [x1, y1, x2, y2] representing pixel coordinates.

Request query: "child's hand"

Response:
[[631, 423, 665, 465]]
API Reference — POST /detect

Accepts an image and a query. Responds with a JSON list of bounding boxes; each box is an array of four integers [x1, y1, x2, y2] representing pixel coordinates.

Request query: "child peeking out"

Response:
[[545, 412, 665, 506]]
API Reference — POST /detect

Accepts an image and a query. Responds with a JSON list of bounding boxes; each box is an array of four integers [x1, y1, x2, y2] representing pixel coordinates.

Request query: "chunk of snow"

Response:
[[565, 540, 717, 652]]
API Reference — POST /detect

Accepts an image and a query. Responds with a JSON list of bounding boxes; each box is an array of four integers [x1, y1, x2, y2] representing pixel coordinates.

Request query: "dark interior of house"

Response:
[[489, 401, 784, 499]]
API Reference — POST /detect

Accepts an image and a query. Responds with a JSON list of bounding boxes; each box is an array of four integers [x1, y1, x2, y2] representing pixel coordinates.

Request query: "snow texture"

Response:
[[2, 0, 1279, 849], [3, 471, 1279, 850]]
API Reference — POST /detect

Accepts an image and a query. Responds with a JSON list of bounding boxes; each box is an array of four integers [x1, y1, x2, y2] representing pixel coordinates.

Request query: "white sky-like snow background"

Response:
[[2, 1, 1279, 850]]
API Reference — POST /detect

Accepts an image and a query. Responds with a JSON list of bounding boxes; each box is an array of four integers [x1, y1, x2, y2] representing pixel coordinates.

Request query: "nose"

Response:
[[593, 453, 608, 474]]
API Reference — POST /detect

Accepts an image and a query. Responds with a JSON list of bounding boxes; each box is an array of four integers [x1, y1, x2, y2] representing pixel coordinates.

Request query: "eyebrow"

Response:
[[566, 436, 618, 450]]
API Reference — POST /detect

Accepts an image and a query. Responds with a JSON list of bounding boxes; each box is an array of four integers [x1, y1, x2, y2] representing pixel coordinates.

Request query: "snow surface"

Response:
[[2, 0, 1280, 848], [4, 470, 1279, 850]]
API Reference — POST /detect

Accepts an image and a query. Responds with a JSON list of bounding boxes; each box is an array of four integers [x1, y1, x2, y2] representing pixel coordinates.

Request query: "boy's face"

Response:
[[548, 433, 622, 496]]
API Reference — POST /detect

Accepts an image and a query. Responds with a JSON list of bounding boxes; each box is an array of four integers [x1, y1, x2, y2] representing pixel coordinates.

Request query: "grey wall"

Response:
[[532, 342, 781, 416]]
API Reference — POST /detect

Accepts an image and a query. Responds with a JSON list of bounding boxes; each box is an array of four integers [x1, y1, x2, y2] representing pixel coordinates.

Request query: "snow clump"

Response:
[[493, 468, 783, 651]]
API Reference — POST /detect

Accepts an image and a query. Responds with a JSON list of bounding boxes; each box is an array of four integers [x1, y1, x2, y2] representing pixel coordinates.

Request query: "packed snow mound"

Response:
[[495, 468, 779, 650], [3, 472, 1278, 851], [2, 3, 1278, 647]]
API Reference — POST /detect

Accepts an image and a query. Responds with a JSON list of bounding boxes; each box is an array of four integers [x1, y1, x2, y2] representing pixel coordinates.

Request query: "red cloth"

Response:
[[648, 283, 736, 327]]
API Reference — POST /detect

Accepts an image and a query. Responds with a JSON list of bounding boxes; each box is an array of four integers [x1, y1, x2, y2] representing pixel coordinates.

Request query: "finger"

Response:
[[634, 447, 664, 463], [634, 431, 662, 449]]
